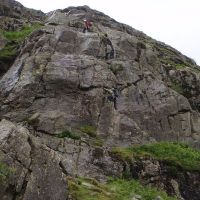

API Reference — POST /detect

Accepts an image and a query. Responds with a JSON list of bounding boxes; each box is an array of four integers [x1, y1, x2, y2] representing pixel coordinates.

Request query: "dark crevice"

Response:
[[36, 129, 55, 136], [59, 161, 68, 175], [27, 136, 34, 173]]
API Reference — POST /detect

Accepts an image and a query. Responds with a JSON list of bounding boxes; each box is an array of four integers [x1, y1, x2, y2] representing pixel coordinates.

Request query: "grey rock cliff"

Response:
[[1, 4, 200, 200], [1, 6, 200, 147], [0, 119, 68, 200]]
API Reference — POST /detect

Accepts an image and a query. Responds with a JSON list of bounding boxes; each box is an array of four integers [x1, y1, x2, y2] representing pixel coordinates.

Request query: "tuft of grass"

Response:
[[68, 176, 176, 200], [174, 63, 187, 69], [111, 147, 133, 162], [57, 129, 81, 140], [3, 24, 42, 42], [132, 142, 200, 172], [92, 138, 104, 147], [0, 161, 14, 184], [80, 125, 97, 138]]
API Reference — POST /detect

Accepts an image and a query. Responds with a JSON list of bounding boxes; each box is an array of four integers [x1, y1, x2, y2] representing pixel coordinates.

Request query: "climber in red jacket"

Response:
[[83, 19, 92, 33]]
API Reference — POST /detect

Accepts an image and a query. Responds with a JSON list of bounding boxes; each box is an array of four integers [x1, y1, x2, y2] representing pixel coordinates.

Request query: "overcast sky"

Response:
[[17, 0, 200, 65]]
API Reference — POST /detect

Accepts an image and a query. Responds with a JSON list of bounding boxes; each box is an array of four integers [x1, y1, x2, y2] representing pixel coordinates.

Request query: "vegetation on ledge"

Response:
[[2, 23, 42, 42], [0, 23, 43, 74], [80, 125, 97, 138], [111, 142, 200, 172], [68, 176, 176, 200], [57, 129, 81, 140]]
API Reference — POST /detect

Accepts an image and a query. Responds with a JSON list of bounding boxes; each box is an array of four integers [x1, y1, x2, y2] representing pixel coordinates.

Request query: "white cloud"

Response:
[[17, 0, 200, 65]]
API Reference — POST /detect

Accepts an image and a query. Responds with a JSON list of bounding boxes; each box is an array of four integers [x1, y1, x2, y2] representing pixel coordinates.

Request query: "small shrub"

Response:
[[80, 125, 97, 137], [57, 129, 81, 140]]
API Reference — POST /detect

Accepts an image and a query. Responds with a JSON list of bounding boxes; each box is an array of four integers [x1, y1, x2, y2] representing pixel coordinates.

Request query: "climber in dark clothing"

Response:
[[99, 33, 114, 60], [83, 19, 92, 33], [104, 87, 118, 110]]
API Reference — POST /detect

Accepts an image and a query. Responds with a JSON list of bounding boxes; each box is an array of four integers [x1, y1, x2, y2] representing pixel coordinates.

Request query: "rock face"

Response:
[[0, 0, 44, 32], [0, 0, 45, 78], [0, 119, 68, 200], [1, 3, 200, 200], [130, 158, 200, 200], [1, 6, 200, 147], [0, 0, 44, 21]]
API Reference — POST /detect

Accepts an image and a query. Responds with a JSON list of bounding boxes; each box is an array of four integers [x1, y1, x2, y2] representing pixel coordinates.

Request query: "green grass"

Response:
[[160, 58, 187, 69], [0, 23, 43, 68], [80, 125, 97, 138], [111, 142, 200, 172], [3, 24, 42, 42], [0, 161, 14, 184], [92, 138, 104, 147], [174, 63, 187, 69], [57, 129, 81, 140], [68, 176, 176, 200], [0, 42, 17, 60], [132, 142, 200, 171], [111, 147, 133, 162]]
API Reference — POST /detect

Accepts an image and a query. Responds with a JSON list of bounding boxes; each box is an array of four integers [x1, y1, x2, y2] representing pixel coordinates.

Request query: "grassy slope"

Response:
[[68, 142, 200, 199], [0, 24, 42, 62], [112, 142, 200, 171], [68, 177, 176, 200]]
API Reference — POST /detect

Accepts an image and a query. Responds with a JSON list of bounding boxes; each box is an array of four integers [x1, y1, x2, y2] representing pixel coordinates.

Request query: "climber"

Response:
[[83, 19, 92, 33], [104, 87, 118, 110], [99, 33, 114, 60]]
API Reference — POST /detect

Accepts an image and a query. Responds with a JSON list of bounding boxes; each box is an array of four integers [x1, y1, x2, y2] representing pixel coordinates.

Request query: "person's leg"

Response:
[[110, 49, 114, 59], [105, 46, 109, 60], [113, 98, 117, 110], [107, 96, 114, 102]]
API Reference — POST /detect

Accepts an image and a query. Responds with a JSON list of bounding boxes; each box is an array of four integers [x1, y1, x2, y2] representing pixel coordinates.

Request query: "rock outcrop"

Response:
[[0, 0, 45, 77], [0, 0, 44, 22], [1, 6, 200, 147], [0, 119, 68, 200], [0, 0, 44, 33], [0, 3, 200, 200]]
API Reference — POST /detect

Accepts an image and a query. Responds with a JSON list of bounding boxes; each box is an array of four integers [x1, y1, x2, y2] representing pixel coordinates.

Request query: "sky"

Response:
[[17, 0, 200, 65]]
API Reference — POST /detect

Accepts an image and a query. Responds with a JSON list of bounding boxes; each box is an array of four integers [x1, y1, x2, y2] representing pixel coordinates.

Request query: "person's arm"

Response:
[[104, 88, 112, 94]]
